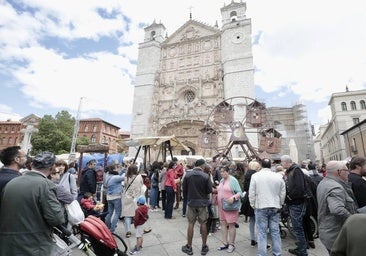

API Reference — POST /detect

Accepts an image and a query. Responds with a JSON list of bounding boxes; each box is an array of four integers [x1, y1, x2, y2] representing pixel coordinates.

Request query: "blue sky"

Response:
[[1, 0, 365, 132]]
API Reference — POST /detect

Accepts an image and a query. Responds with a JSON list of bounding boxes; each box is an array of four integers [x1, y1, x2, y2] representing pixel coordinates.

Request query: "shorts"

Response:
[[187, 206, 208, 224], [135, 225, 144, 238]]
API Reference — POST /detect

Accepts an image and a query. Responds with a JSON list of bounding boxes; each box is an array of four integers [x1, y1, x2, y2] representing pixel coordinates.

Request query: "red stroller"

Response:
[[79, 215, 128, 256]]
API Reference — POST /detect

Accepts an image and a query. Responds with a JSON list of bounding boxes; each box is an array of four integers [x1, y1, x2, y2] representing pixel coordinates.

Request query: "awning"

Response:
[[122, 135, 190, 152]]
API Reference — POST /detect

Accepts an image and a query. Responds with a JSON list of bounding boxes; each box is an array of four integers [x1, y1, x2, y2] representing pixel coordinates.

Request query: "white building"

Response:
[[318, 88, 366, 163]]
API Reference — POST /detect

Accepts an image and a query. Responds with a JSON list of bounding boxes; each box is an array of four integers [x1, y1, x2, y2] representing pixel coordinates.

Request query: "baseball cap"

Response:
[[195, 159, 206, 167], [32, 151, 56, 169], [137, 195, 146, 205]]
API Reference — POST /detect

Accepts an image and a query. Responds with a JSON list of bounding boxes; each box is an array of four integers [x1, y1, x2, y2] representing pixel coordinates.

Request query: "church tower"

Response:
[[221, 0, 254, 99], [130, 21, 166, 138]]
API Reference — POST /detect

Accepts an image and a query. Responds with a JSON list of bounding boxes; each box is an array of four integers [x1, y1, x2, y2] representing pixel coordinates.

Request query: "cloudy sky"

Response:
[[1, 0, 365, 131]]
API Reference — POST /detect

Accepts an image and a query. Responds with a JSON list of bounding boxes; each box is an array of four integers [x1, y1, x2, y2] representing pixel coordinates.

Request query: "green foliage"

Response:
[[31, 111, 77, 155], [77, 136, 90, 145]]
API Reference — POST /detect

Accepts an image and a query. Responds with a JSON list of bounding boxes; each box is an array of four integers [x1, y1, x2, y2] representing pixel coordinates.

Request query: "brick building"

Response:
[[0, 115, 122, 154], [78, 118, 120, 153]]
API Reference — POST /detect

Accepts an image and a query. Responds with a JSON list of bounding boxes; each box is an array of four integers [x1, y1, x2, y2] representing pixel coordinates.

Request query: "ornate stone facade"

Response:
[[130, 1, 254, 157]]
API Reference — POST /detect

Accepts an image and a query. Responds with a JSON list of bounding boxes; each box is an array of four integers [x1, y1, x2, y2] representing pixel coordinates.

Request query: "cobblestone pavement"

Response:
[[72, 206, 329, 255]]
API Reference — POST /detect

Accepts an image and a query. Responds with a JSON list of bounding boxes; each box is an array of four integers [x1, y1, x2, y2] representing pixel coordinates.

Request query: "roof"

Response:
[[122, 135, 189, 151], [340, 119, 366, 135], [80, 118, 120, 129]]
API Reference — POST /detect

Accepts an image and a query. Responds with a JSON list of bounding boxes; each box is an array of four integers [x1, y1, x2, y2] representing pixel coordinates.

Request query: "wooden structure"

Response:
[[123, 135, 189, 171], [259, 128, 282, 154], [76, 144, 109, 185]]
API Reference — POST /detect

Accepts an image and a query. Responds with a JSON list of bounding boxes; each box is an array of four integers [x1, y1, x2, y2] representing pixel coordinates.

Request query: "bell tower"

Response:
[[221, 0, 254, 99], [130, 21, 166, 139]]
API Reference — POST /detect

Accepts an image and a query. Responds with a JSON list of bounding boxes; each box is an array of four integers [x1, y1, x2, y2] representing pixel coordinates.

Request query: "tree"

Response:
[[31, 111, 76, 155]]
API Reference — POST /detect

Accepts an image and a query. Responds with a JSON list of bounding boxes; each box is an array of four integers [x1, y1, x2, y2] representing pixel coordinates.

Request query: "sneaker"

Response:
[[129, 247, 141, 255], [308, 241, 316, 249], [227, 244, 235, 253], [217, 243, 229, 251], [143, 228, 152, 234], [288, 248, 301, 255], [126, 231, 131, 238], [251, 240, 257, 247], [182, 244, 193, 255], [201, 244, 209, 255]]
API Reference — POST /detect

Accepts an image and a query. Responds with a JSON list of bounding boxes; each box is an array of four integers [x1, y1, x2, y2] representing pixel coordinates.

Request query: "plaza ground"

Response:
[[72, 206, 329, 255]]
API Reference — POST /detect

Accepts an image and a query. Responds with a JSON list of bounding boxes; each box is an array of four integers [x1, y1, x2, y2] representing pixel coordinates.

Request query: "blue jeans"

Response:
[[124, 216, 132, 232], [289, 203, 308, 256], [105, 198, 122, 233], [150, 186, 159, 208], [255, 208, 282, 256]]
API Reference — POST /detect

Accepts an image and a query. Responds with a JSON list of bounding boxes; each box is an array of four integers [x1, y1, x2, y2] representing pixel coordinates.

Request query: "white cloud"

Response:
[[0, 0, 366, 128], [0, 104, 22, 121]]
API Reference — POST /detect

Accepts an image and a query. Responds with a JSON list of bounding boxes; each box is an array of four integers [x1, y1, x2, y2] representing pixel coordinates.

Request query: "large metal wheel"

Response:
[[200, 96, 277, 162]]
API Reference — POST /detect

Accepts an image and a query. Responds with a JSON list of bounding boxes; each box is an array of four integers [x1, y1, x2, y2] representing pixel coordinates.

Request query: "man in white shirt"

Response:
[[249, 158, 286, 256]]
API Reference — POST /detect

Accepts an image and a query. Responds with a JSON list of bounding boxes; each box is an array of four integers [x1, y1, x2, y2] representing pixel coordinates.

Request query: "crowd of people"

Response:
[[0, 145, 366, 256]]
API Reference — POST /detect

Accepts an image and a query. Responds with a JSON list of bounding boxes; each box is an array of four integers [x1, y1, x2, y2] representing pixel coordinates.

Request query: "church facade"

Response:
[[130, 1, 254, 157]]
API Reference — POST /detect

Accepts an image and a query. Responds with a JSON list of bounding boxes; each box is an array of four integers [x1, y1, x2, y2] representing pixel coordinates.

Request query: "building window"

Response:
[[93, 125, 97, 132], [353, 118, 360, 125], [85, 125, 89, 132], [230, 11, 238, 21], [360, 100, 366, 110], [91, 135, 96, 143], [1, 137, 5, 145], [184, 90, 195, 103], [351, 101, 356, 110], [8, 137, 13, 145], [341, 102, 347, 111]]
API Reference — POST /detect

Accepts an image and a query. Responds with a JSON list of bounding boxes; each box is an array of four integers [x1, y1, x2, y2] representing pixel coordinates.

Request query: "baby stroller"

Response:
[[79, 215, 128, 256], [279, 204, 290, 238], [53, 215, 128, 256], [279, 204, 318, 240]]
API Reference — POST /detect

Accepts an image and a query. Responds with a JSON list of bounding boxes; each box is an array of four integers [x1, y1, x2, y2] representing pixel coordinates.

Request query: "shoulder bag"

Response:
[[65, 200, 85, 225], [221, 198, 241, 211]]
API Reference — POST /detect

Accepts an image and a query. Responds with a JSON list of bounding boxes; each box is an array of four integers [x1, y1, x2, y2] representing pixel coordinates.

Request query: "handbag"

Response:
[[221, 198, 241, 211], [65, 200, 85, 225]]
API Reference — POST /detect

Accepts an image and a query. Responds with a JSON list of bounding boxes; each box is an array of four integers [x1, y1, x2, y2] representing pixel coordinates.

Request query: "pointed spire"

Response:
[[346, 85, 349, 92], [215, 20, 219, 28], [188, 6, 193, 20]]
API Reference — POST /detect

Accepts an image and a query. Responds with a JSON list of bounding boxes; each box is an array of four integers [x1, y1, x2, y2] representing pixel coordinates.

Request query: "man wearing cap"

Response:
[[0, 151, 65, 255], [181, 159, 213, 255], [317, 160, 358, 253]]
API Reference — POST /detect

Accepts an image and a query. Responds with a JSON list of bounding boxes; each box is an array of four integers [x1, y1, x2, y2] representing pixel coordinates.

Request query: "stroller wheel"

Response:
[[280, 229, 287, 239]]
